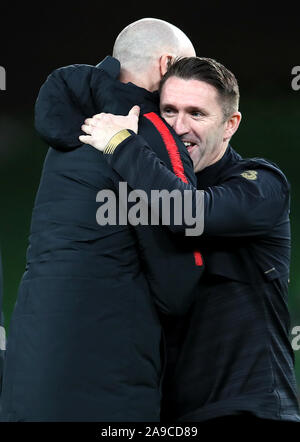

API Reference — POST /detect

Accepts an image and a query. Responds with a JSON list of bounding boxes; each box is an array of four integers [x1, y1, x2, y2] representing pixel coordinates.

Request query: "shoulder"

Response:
[[224, 155, 290, 196]]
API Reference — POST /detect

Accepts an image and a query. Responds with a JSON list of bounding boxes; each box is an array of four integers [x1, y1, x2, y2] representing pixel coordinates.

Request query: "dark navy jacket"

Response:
[[100, 132, 300, 422], [0, 58, 203, 421]]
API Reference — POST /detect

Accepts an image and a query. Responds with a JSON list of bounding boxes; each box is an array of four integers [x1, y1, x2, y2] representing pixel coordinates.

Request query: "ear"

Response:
[[223, 112, 242, 141], [159, 54, 174, 76]]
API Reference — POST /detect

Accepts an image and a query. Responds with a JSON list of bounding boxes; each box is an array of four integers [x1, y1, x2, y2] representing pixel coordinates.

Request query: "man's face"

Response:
[[160, 76, 230, 172]]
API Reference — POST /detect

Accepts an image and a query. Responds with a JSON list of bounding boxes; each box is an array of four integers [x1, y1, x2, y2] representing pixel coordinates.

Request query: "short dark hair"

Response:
[[159, 57, 240, 120]]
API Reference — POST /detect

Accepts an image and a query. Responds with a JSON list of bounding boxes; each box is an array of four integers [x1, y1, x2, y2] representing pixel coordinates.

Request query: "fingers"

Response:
[[83, 117, 102, 126], [81, 124, 93, 134], [80, 105, 140, 145], [84, 118, 96, 125], [128, 105, 140, 118], [81, 115, 106, 134], [94, 113, 105, 120], [79, 134, 91, 144]]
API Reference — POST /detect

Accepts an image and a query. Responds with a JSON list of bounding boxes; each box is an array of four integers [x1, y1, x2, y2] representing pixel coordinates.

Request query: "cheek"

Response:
[[194, 125, 212, 146], [206, 127, 223, 148], [190, 146, 203, 163], [161, 114, 174, 127]]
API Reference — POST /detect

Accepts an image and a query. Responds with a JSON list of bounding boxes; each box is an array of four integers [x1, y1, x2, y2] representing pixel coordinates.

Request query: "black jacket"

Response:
[[97, 132, 300, 422], [0, 57, 203, 421]]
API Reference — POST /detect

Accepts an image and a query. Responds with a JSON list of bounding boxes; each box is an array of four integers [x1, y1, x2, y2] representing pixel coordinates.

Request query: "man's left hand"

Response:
[[79, 105, 140, 151]]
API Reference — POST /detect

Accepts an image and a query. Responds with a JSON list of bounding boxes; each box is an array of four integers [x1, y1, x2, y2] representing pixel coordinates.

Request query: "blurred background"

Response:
[[1, 4, 299, 397]]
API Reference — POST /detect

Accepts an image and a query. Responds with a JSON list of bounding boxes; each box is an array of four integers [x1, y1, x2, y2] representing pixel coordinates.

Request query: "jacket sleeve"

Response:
[[34, 64, 106, 152], [201, 171, 289, 237], [105, 132, 289, 238], [110, 117, 204, 316]]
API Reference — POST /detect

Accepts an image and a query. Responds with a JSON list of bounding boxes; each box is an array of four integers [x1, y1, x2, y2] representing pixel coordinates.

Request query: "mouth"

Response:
[[183, 141, 197, 154]]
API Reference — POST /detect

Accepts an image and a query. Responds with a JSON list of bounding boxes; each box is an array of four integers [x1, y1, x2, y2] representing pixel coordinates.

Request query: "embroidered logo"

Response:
[[241, 170, 258, 180]]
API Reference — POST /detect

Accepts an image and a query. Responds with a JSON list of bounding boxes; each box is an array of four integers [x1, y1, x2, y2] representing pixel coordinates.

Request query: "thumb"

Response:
[[128, 105, 140, 118]]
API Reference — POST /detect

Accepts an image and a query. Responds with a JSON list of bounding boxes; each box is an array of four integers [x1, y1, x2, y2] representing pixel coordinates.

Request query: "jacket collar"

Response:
[[96, 56, 120, 79], [196, 145, 242, 188], [95, 56, 159, 112]]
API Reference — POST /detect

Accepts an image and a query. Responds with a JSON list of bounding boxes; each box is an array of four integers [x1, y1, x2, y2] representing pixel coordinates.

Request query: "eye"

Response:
[[162, 107, 176, 116], [191, 110, 204, 118]]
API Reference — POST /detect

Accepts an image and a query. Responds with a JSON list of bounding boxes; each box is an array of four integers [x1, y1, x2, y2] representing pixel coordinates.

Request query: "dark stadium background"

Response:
[[1, 4, 299, 398]]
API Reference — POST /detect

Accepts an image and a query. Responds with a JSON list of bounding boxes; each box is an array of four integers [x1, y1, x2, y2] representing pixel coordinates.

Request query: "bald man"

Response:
[[0, 19, 203, 421], [113, 18, 195, 89]]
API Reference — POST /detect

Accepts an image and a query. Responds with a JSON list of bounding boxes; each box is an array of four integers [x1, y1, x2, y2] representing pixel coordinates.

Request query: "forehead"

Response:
[[160, 76, 220, 110]]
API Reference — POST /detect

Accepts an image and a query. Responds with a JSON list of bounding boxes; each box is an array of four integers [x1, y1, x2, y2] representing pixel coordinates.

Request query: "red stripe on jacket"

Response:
[[143, 112, 203, 267]]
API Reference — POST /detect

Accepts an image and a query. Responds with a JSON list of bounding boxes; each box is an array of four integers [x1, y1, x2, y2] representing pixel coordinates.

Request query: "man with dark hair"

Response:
[[159, 56, 240, 119], [158, 56, 241, 174], [80, 56, 300, 427]]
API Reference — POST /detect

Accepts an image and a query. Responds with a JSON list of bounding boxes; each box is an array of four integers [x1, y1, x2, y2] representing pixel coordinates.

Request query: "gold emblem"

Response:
[[241, 170, 258, 180]]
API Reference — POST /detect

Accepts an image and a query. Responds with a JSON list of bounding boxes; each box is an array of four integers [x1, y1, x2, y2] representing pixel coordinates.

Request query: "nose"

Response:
[[172, 114, 189, 136]]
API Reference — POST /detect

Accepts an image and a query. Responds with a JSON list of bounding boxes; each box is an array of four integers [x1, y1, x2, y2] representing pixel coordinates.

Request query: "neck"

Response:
[[119, 69, 158, 92], [210, 142, 228, 166], [196, 142, 229, 173]]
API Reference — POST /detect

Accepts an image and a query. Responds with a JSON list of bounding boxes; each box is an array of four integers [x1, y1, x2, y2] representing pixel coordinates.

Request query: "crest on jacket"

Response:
[[240, 170, 258, 180]]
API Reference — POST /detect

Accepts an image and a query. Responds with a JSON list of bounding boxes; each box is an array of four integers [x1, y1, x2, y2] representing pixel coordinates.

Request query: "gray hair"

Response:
[[113, 18, 195, 73]]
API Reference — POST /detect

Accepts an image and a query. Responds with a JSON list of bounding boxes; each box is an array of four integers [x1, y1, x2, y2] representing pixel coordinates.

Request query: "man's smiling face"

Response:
[[160, 76, 230, 172]]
